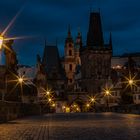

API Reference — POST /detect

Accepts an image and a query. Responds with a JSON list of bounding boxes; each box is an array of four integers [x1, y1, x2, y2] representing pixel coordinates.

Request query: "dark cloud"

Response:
[[0, 0, 140, 65]]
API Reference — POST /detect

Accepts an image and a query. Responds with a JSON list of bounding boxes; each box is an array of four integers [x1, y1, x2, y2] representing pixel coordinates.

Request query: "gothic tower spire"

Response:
[[76, 28, 82, 48], [109, 32, 112, 46], [68, 24, 71, 38], [87, 12, 104, 47], [64, 26, 75, 86], [65, 25, 73, 45]]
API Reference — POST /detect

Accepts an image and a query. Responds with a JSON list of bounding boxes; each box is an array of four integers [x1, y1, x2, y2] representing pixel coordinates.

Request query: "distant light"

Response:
[[66, 107, 70, 113], [18, 77, 23, 83], [76, 108, 79, 111], [62, 106, 66, 109], [86, 103, 90, 107], [105, 90, 110, 95], [116, 65, 121, 69], [0, 36, 4, 50], [52, 103, 55, 107], [46, 91, 50, 95], [91, 98, 95, 102], [124, 73, 138, 89], [128, 79, 133, 85], [48, 98, 52, 102]]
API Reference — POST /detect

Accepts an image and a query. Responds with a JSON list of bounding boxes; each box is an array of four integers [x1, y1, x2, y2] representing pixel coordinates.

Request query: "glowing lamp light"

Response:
[[46, 91, 50, 95], [0, 36, 4, 50], [86, 103, 90, 108], [48, 98, 52, 102], [91, 98, 95, 102], [62, 106, 66, 109], [123, 73, 138, 90], [52, 103, 55, 107], [18, 77, 23, 83], [105, 90, 110, 95], [66, 107, 70, 113], [128, 79, 133, 85]]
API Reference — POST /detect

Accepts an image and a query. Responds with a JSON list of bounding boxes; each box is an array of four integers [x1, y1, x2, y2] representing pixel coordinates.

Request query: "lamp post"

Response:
[[18, 77, 23, 83], [90, 97, 96, 112], [0, 35, 5, 101], [46, 91, 50, 96], [105, 90, 110, 111], [0, 35, 4, 50], [3, 74, 7, 101], [48, 98, 52, 102], [128, 79, 133, 85], [18, 76, 24, 102], [86, 103, 90, 112]]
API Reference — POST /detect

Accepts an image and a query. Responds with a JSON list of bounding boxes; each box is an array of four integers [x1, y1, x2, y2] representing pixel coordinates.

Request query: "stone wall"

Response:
[[0, 101, 41, 123]]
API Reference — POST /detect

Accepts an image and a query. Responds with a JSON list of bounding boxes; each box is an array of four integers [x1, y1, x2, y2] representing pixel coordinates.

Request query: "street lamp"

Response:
[[105, 90, 110, 96], [86, 103, 90, 108], [103, 87, 112, 111], [123, 73, 138, 90], [90, 97, 96, 112], [104, 89, 111, 111], [128, 79, 133, 85], [17, 76, 24, 102], [51, 103, 55, 107], [46, 91, 50, 95], [91, 98, 95, 102], [18, 77, 23, 84], [48, 98, 52, 102], [0, 36, 4, 50], [86, 103, 90, 112], [76, 107, 79, 112]]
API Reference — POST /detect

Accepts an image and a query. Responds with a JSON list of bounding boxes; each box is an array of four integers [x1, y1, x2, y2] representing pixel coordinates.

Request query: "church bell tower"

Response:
[[64, 26, 76, 86]]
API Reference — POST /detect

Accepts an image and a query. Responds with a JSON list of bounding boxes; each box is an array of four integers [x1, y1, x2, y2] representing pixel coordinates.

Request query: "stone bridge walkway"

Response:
[[0, 113, 140, 140]]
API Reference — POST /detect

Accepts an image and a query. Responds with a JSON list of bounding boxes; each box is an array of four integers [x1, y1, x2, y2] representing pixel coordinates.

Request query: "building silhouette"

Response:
[[80, 12, 112, 94]]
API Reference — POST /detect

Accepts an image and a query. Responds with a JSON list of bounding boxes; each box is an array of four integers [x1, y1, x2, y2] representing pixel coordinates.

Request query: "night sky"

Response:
[[0, 0, 140, 66]]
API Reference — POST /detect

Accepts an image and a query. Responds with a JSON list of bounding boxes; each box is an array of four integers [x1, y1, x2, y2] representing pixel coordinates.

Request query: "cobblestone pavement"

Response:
[[0, 113, 140, 140]]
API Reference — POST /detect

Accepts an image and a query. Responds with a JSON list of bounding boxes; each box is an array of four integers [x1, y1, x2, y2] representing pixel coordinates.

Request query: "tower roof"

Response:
[[65, 25, 73, 43], [42, 45, 66, 80], [68, 24, 71, 38], [87, 12, 104, 47], [109, 32, 112, 46], [42, 45, 60, 71]]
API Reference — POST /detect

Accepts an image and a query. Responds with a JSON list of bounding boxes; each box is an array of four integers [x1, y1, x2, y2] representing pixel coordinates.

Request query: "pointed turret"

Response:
[[42, 40, 47, 67], [109, 32, 112, 48], [65, 25, 73, 44], [87, 12, 104, 47], [75, 29, 82, 65], [76, 28, 82, 48], [68, 24, 71, 38]]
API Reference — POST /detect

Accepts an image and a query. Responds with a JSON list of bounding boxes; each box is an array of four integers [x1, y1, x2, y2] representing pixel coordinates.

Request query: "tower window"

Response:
[[69, 50, 72, 56], [69, 64, 72, 71]]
